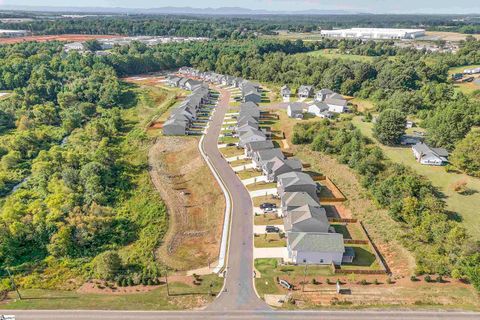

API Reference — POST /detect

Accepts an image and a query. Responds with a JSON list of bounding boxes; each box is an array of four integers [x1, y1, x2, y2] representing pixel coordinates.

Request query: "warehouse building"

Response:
[[321, 28, 425, 40]]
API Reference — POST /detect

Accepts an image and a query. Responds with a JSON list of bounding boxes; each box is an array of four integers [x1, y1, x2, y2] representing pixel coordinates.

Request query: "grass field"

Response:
[[350, 97, 376, 112], [352, 116, 480, 240], [1, 275, 223, 310], [304, 49, 375, 63]]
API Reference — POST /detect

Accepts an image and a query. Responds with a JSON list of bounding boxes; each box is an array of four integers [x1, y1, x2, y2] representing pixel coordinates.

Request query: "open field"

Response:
[[303, 49, 375, 63], [352, 116, 480, 241], [149, 136, 225, 270], [0, 34, 121, 44], [349, 98, 376, 112], [424, 31, 480, 42], [0, 274, 222, 310]]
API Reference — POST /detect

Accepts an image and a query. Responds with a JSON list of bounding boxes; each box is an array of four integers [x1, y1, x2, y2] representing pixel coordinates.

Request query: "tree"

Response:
[[92, 250, 122, 280], [373, 109, 406, 145], [450, 131, 480, 177], [84, 40, 102, 52]]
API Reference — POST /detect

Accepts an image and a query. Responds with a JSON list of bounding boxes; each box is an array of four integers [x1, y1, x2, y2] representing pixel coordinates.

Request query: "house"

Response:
[[297, 85, 314, 99], [412, 143, 449, 166], [307, 102, 333, 118], [243, 91, 262, 104], [283, 205, 330, 233], [238, 127, 267, 147], [281, 192, 320, 215], [277, 172, 317, 200], [315, 89, 334, 102], [325, 97, 348, 113], [287, 102, 304, 119], [262, 157, 303, 182], [405, 120, 415, 129], [287, 232, 345, 265], [162, 118, 188, 135], [252, 148, 285, 168], [281, 85, 291, 98], [244, 140, 274, 158]]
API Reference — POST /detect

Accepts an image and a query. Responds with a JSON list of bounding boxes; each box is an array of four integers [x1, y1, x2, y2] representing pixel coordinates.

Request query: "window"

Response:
[[320, 259, 324, 263]]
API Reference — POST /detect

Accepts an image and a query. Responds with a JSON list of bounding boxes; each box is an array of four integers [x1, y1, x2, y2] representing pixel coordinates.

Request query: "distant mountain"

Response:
[[0, 5, 365, 15]]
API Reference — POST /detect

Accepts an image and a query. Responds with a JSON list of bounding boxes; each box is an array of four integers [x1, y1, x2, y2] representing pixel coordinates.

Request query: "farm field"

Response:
[[352, 116, 480, 241], [0, 34, 121, 44]]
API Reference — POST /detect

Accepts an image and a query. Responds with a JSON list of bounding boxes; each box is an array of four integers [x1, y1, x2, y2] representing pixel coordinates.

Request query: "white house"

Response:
[[287, 102, 304, 118], [325, 97, 348, 113], [281, 85, 291, 98], [412, 142, 449, 166], [287, 232, 345, 265], [308, 102, 333, 118]]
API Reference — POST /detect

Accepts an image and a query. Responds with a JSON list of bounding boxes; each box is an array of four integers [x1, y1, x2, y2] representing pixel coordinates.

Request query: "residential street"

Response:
[[202, 88, 269, 311]]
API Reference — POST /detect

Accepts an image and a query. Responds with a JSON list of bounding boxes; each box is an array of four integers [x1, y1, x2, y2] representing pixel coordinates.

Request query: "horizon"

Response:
[[1, 1, 480, 15]]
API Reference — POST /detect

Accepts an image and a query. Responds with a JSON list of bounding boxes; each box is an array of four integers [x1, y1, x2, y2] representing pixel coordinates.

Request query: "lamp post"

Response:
[[302, 259, 308, 292]]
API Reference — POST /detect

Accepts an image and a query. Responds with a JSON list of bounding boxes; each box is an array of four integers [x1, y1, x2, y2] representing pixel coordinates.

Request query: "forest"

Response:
[[0, 13, 479, 38]]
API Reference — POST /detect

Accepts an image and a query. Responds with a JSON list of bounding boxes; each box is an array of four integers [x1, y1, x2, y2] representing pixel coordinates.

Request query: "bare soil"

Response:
[[0, 34, 120, 44], [149, 136, 225, 271]]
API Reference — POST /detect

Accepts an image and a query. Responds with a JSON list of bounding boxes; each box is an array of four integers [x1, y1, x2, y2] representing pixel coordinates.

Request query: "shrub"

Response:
[[424, 275, 432, 283], [373, 279, 379, 285], [127, 278, 134, 286], [386, 277, 393, 284], [326, 278, 332, 285], [410, 275, 418, 282], [436, 275, 443, 283], [359, 279, 368, 285]]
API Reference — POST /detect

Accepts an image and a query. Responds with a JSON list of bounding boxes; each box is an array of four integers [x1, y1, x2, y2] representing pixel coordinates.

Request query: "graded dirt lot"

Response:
[[149, 136, 225, 271], [0, 34, 120, 44], [424, 31, 480, 41]]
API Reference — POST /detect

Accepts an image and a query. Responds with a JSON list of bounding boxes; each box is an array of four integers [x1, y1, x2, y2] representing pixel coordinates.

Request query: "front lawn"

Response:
[[252, 195, 281, 207], [237, 169, 263, 180], [229, 158, 252, 167], [219, 146, 244, 158], [246, 182, 277, 191], [254, 233, 286, 248], [254, 213, 283, 225]]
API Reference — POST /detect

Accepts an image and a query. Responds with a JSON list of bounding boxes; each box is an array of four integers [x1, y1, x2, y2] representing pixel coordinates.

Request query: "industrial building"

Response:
[[321, 28, 425, 40]]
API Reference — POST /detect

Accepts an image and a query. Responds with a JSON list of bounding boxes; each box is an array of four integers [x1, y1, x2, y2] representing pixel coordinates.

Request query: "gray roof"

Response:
[[245, 140, 274, 152], [298, 85, 313, 92], [277, 171, 315, 188], [282, 192, 320, 208], [288, 232, 344, 253], [325, 97, 347, 107], [284, 205, 329, 233], [255, 148, 285, 163], [316, 88, 334, 95], [288, 102, 304, 112], [413, 142, 449, 158]]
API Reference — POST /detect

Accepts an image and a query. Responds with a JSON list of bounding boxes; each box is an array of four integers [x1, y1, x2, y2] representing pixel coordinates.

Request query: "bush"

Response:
[[410, 275, 418, 282], [326, 278, 332, 285], [92, 251, 122, 280], [424, 275, 432, 283], [311, 278, 318, 285], [359, 279, 368, 285], [386, 277, 393, 284], [127, 278, 134, 286], [436, 275, 443, 283], [373, 279, 379, 285]]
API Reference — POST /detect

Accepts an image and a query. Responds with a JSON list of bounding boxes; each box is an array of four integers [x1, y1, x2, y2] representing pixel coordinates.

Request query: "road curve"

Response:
[[202, 88, 268, 311]]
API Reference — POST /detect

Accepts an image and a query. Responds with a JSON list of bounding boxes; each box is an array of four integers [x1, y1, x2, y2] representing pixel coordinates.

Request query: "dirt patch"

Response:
[[0, 34, 120, 44], [77, 281, 162, 295], [149, 136, 225, 271]]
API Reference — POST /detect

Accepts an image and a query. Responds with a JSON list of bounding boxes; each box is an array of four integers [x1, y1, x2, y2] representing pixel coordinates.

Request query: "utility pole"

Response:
[[6, 268, 21, 300], [164, 267, 170, 296], [302, 259, 308, 292]]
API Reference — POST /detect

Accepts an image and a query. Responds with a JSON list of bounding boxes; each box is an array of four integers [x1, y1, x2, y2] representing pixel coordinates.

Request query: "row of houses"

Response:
[[233, 102, 352, 265], [162, 77, 211, 136], [286, 88, 349, 119], [178, 67, 263, 104]]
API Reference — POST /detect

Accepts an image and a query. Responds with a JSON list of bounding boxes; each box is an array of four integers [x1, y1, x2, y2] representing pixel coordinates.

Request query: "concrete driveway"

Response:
[[249, 188, 278, 197], [254, 247, 288, 259]]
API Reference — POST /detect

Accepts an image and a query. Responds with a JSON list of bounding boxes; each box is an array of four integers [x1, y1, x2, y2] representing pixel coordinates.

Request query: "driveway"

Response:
[[249, 188, 278, 197], [254, 247, 289, 259], [253, 225, 285, 234]]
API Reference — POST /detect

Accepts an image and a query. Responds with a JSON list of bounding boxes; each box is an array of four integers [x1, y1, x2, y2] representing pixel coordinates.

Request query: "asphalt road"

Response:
[[8, 310, 480, 319], [202, 88, 269, 311]]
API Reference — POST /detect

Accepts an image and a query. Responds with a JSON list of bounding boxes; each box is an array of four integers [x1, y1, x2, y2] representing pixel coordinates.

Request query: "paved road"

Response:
[[202, 88, 269, 311], [8, 310, 480, 319]]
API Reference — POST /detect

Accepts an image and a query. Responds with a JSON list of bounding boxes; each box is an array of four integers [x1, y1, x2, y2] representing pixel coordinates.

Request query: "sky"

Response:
[[1, 0, 480, 14]]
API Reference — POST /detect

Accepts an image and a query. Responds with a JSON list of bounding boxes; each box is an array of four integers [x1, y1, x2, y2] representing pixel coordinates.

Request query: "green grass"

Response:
[[246, 182, 277, 191], [254, 213, 283, 225], [352, 116, 480, 240], [219, 146, 244, 158], [229, 158, 251, 167], [254, 233, 286, 248], [303, 49, 375, 63], [237, 169, 263, 180], [1, 275, 223, 310], [341, 245, 381, 270], [218, 136, 239, 144], [252, 195, 281, 207]]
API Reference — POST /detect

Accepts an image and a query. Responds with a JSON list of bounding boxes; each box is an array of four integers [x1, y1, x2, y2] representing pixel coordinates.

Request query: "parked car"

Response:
[[279, 279, 292, 290], [263, 207, 276, 213], [226, 143, 237, 147], [260, 203, 276, 209], [265, 226, 280, 233], [224, 132, 233, 137]]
